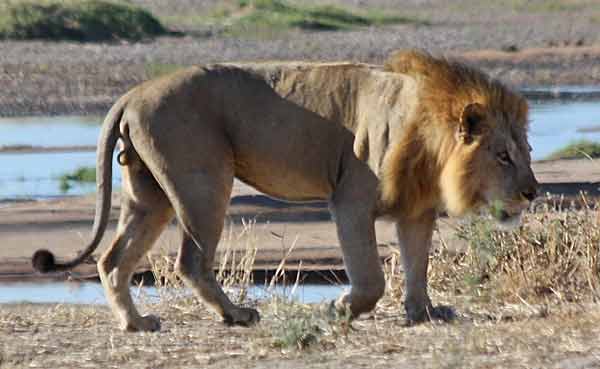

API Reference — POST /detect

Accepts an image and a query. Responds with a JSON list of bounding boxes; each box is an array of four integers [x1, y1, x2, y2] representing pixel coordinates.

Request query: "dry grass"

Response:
[[445, 193, 600, 305], [2, 199, 600, 367]]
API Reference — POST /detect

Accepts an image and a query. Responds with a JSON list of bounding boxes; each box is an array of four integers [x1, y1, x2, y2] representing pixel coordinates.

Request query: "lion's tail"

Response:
[[32, 96, 127, 273]]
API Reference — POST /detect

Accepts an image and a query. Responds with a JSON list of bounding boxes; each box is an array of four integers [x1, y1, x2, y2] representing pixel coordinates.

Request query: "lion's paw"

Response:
[[223, 307, 260, 327], [334, 286, 384, 316], [406, 304, 456, 326], [122, 314, 161, 332], [428, 305, 456, 322]]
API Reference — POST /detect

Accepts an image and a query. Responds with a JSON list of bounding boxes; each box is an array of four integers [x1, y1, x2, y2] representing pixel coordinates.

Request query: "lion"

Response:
[[32, 50, 538, 332]]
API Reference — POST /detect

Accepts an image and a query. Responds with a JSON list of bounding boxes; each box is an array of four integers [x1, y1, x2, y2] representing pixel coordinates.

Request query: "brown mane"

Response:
[[379, 50, 529, 218], [384, 50, 528, 128]]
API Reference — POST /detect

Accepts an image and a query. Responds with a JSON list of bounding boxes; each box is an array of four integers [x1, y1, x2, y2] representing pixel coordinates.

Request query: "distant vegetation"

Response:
[[546, 140, 600, 160], [59, 166, 95, 192], [205, 0, 423, 36], [506, 0, 589, 12], [0, 0, 168, 42], [0, 0, 422, 42], [144, 63, 185, 79]]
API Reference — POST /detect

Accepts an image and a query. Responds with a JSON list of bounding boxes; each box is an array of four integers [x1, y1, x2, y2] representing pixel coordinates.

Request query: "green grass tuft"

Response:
[[59, 166, 95, 193], [546, 139, 600, 160], [0, 0, 168, 42], [144, 63, 185, 79], [267, 297, 352, 350], [207, 0, 423, 37], [474, 0, 591, 13]]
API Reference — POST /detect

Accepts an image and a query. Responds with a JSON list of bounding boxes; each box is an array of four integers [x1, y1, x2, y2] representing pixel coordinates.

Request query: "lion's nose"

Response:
[[521, 187, 537, 202]]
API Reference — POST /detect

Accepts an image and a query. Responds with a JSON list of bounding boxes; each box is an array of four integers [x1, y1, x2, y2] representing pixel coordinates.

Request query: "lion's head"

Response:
[[383, 50, 538, 225]]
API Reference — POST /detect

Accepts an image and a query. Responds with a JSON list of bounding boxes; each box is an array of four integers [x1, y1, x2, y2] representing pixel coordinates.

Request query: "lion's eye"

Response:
[[497, 151, 511, 165]]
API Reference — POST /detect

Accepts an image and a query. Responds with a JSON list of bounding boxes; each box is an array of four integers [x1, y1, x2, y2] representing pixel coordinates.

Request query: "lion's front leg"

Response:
[[395, 210, 455, 324], [330, 176, 385, 318], [332, 207, 385, 317]]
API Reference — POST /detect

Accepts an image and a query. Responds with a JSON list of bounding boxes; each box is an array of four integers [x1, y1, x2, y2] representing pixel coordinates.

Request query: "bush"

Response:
[[59, 166, 95, 192], [455, 204, 600, 302], [0, 0, 168, 42], [210, 0, 422, 36], [546, 140, 600, 160]]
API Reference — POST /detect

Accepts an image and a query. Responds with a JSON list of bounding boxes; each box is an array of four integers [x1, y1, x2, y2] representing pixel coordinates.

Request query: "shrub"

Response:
[[209, 0, 422, 36], [546, 139, 600, 160], [0, 0, 168, 42], [59, 166, 95, 192]]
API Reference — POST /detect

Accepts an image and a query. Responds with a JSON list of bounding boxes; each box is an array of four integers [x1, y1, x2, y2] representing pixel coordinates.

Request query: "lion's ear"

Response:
[[457, 103, 487, 144]]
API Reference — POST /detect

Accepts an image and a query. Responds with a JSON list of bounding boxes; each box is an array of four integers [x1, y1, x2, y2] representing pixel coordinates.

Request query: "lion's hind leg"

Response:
[[176, 232, 260, 326], [98, 150, 174, 332], [161, 163, 259, 326]]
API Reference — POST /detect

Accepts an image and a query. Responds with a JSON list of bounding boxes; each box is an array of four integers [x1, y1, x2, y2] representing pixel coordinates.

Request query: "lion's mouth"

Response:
[[487, 200, 525, 230], [496, 209, 511, 222]]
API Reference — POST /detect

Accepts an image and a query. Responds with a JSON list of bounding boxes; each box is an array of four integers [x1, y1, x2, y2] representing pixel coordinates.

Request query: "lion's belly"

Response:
[[233, 150, 335, 202], [229, 121, 349, 202]]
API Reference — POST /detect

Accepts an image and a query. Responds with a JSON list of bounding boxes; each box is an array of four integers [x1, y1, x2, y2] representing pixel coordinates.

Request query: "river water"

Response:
[[0, 281, 346, 305]]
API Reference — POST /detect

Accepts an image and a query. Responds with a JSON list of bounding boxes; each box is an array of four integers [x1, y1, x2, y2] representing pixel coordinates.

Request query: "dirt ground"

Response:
[[0, 300, 599, 369]]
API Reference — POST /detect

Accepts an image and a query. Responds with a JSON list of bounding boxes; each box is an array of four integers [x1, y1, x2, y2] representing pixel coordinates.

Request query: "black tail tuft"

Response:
[[32, 249, 57, 273]]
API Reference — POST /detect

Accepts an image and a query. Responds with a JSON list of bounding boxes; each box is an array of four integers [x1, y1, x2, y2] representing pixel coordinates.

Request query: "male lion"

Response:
[[33, 50, 537, 332]]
